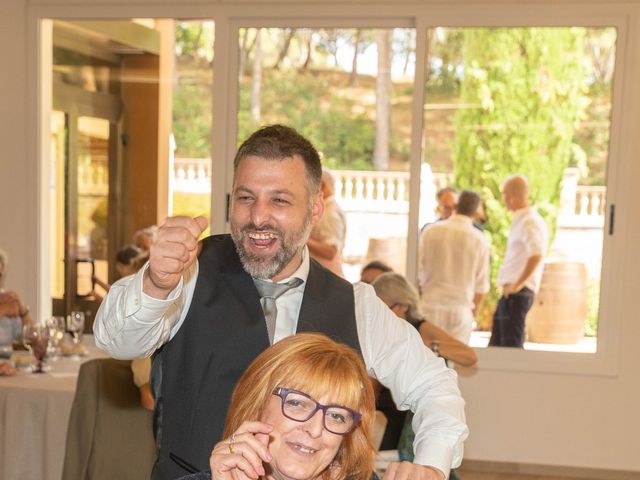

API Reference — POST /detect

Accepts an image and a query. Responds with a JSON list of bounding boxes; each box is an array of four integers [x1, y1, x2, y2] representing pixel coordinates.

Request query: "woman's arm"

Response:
[[418, 322, 478, 367]]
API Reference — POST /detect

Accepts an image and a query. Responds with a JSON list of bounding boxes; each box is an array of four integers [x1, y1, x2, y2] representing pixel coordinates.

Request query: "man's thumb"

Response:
[[194, 215, 209, 233]]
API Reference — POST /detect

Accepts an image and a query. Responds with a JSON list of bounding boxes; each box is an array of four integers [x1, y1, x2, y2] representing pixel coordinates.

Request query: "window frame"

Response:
[[30, 2, 631, 376]]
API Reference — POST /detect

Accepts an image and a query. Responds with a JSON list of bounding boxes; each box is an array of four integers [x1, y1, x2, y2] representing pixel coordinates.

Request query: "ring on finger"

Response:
[[228, 433, 236, 454]]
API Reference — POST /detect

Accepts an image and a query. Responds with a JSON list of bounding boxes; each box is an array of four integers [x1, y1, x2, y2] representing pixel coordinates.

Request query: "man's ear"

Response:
[[311, 191, 324, 225]]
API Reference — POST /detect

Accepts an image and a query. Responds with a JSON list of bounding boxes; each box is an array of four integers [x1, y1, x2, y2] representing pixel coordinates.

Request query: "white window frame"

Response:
[[29, 2, 632, 377]]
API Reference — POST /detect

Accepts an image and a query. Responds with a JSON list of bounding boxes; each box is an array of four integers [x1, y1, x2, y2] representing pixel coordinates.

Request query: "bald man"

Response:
[[489, 175, 549, 348]]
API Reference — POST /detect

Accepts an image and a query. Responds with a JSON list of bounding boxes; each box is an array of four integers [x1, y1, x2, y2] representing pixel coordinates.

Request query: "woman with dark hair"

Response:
[[178, 333, 376, 480]]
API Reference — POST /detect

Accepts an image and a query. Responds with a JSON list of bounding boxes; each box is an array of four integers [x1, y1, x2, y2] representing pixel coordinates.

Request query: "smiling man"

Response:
[[94, 125, 467, 480]]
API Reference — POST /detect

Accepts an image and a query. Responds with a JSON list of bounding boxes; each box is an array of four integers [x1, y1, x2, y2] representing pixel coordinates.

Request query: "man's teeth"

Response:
[[248, 232, 277, 240]]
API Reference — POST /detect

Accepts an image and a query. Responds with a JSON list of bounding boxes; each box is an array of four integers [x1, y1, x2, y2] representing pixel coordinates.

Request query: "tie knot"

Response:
[[254, 278, 303, 300]]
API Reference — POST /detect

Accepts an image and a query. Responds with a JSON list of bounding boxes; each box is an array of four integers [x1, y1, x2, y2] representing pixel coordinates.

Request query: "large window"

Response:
[[38, 10, 624, 366], [419, 27, 616, 352], [236, 27, 416, 281]]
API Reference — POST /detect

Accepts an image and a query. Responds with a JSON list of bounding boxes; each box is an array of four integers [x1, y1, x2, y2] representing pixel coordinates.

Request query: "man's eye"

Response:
[[236, 195, 253, 202], [274, 198, 290, 205]]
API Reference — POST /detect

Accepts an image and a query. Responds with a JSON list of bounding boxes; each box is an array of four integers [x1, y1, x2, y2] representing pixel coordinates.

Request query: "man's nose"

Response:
[[250, 198, 272, 226], [302, 410, 325, 438]]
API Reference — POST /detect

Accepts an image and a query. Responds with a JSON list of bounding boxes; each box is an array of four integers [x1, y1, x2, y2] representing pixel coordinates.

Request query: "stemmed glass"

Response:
[[66, 311, 85, 360], [22, 323, 50, 373], [46, 316, 66, 360]]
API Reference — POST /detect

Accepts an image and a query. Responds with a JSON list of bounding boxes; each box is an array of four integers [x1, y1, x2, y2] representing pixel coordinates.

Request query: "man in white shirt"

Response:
[[307, 169, 346, 276], [418, 190, 490, 344], [489, 174, 549, 348], [94, 125, 467, 480]]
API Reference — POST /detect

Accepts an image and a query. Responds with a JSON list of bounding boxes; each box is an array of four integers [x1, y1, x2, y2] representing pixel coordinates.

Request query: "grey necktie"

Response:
[[253, 278, 303, 344]]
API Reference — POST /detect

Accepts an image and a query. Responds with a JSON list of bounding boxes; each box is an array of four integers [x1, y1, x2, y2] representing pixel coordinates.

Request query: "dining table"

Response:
[[0, 335, 109, 480]]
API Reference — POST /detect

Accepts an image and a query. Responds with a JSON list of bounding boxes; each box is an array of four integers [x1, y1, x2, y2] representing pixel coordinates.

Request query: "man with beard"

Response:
[[94, 125, 467, 480]]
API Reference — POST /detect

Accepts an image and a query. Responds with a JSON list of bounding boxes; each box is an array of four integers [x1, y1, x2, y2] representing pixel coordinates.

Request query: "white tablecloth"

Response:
[[0, 336, 108, 480]]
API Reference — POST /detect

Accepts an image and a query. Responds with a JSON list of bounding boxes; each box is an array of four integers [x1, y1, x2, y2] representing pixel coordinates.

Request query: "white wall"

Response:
[[2, 0, 639, 474]]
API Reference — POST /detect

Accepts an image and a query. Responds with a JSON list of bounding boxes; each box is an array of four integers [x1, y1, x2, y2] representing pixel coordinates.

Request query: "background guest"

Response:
[[489, 174, 549, 348], [417, 190, 490, 344], [371, 272, 477, 451], [307, 169, 347, 276], [0, 249, 33, 355], [359, 260, 393, 285], [134, 225, 158, 254]]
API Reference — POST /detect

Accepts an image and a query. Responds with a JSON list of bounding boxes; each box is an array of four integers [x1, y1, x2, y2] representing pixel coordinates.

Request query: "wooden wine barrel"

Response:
[[526, 260, 588, 344], [364, 237, 407, 276]]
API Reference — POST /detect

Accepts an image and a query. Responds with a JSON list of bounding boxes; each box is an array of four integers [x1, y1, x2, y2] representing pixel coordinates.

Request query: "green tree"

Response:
[[453, 28, 589, 326]]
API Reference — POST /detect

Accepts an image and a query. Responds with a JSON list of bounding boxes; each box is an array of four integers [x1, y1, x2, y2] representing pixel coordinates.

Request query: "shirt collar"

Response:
[[512, 206, 534, 219], [449, 213, 473, 225]]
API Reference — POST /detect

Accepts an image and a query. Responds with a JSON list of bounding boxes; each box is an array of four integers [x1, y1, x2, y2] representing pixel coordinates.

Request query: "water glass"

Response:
[[46, 316, 66, 360], [66, 311, 85, 359]]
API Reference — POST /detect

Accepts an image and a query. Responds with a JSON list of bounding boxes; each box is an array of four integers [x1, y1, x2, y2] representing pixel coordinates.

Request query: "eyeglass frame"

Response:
[[272, 387, 362, 435]]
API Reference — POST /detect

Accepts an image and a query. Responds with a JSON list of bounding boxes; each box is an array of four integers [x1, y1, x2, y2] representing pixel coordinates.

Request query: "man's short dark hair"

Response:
[[361, 260, 393, 275], [115, 244, 142, 265], [233, 125, 322, 194], [456, 190, 482, 216]]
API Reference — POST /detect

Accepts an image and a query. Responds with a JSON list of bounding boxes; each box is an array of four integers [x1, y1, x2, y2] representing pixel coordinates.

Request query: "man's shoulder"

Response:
[[520, 208, 548, 232]]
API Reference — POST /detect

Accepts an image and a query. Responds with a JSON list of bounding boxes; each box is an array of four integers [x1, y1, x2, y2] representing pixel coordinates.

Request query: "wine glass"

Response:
[[66, 311, 85, 359], [46, 316, 66, 360], [22, 323, 50, 373]]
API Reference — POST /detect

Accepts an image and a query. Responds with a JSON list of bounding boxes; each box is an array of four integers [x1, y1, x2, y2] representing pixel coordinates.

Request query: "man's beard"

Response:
[[231, 213, 312, 280]]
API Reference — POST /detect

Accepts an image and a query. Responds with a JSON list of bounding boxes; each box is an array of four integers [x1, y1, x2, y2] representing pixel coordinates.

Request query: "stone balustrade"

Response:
[[77, 158, 606, 227]]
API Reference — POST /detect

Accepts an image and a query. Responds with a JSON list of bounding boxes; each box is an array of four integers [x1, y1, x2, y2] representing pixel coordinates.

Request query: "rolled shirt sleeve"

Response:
[[354, 282, 468, 477]]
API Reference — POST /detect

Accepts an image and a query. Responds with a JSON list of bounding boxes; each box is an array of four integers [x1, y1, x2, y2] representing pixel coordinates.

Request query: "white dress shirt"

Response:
[[93, 247, 468, 477], [498, 206, 549, 293], [417, 215, 490, 342], [418, 214, 490, 309]]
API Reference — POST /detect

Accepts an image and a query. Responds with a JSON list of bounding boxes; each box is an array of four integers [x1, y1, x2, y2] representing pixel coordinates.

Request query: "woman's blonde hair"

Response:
[[224, 333, 375, 480], [371, 272, 424, 323]]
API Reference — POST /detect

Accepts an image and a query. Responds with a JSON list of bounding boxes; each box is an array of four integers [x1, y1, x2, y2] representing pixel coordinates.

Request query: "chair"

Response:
[[371, 410, 388, 451], [62, 358, 156, 480]]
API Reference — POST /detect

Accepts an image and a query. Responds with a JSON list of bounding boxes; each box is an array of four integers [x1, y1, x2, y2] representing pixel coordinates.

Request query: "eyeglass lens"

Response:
[[280, 389, 356, 435]]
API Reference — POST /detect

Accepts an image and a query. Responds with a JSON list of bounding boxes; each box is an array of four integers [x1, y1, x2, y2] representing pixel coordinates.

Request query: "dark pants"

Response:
[[489, 287, 534, 348]]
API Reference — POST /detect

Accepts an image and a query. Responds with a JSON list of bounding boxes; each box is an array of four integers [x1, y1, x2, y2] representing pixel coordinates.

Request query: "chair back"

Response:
[[62, 358, 156, 480]]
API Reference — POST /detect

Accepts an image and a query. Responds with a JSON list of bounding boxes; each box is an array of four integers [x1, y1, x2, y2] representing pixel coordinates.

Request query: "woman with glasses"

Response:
[[178, 332, 376, 480]]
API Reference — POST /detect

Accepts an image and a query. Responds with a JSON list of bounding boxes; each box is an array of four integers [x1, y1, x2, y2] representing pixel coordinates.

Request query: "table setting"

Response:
[[0, 313, 108, 480]]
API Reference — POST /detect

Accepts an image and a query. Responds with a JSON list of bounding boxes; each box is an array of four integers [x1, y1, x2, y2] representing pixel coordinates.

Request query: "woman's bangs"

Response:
[[281, 355, 363, 410]]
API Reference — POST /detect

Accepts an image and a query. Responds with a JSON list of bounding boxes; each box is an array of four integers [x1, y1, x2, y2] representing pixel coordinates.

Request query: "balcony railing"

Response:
[[77, 159, 605, 227]]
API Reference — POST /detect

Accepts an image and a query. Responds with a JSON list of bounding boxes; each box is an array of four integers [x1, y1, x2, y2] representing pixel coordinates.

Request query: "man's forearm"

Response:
[[93, 266, 186, 359], [472, 293, 484, 315], [513, 254, 542, 291]]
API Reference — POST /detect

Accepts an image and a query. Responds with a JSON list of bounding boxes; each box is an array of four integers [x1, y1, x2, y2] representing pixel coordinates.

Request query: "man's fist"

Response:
[[143, 216, 208, 299]]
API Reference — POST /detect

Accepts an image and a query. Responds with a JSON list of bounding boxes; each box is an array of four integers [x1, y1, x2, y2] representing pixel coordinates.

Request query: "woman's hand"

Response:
[[210, 421, 273, 480]]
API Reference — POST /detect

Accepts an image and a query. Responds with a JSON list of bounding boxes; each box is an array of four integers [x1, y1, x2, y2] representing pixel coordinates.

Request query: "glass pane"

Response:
[[50, 19, 214, 316], [170, 21, 214, 238], [237, 27, 416, 282], [77, 116, 110, 296], [50, 111, 66, 299], [419, 27, 616, 352]]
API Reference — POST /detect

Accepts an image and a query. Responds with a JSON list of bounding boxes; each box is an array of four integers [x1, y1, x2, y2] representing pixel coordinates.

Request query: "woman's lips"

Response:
[[286, 441, 318, 456]]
